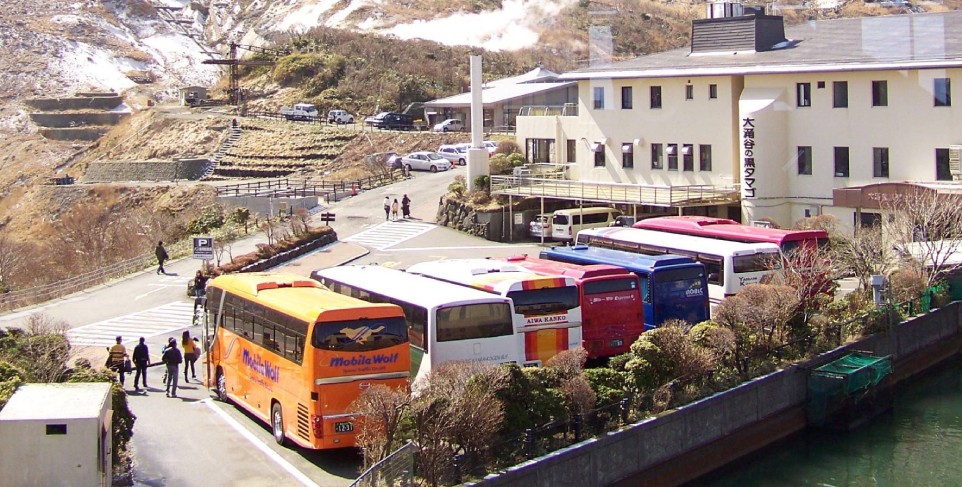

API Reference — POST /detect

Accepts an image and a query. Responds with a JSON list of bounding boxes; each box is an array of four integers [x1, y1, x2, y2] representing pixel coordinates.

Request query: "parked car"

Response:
[[433, 118, 464, 132], [280, 103, 319, 121], [327, 109, 354, 124], [383, 152, 403, 170], [400, 151, 453, 172], [609, 215, 637, 227], [367, 112, 415, 130], [438, 144, 468, 165], [482, 140, 498, 155], [529, 213, 553, 239]]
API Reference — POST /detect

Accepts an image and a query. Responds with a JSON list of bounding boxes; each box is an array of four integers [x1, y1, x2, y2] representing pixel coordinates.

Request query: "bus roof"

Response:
[[311, 265, 512, 308], [541, 245, 702, 271], [405, 259, 576, 294], [634, 216, 828, 244], [496, 255, 634, 280], [581, 227, 781, 257], [210, 272, 402, 323]]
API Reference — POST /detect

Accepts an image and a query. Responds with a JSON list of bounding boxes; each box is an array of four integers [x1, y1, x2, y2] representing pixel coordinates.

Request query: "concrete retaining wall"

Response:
[[218, 195, 321, 217], [82, 160, 211, 182], [30, 112, 129, 128], [25, 96, 123, 111], [40, 128, 110, 141], [472, 302, 962, 487]]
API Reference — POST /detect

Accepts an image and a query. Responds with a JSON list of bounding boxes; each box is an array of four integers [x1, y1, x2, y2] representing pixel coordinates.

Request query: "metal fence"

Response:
[[350, 442, 416, 487], [490, 175, 740, 207]]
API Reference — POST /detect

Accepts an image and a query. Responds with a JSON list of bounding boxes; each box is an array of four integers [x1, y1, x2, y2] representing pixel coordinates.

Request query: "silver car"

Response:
[[399, 151, 453, 172]]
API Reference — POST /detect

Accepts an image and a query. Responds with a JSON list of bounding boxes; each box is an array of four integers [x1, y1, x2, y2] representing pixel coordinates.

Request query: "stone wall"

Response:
[[29, 112, 129, 128], [436, 197, 504, 241], [82, 159, 211, 182], [24, 96, 123, 111]]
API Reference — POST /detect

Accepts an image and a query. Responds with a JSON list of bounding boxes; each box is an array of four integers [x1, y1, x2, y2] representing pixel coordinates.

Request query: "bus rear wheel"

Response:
[[271, 403, 286, 446]]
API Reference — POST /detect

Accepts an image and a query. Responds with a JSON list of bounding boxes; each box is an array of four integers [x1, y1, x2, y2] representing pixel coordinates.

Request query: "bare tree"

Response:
[[878, 189, 962, 288], [712, 284, 800, 380], [0, 313, 72, 383], [835, 225, 897, 291], [349, 384, 412, 470]]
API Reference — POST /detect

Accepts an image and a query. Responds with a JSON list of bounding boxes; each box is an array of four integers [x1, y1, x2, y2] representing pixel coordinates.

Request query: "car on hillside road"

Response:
[[483, 140, 498, 155], [400, 151, 453, 172], [327, 109, 354, 124], [432, 119, 464, 132]]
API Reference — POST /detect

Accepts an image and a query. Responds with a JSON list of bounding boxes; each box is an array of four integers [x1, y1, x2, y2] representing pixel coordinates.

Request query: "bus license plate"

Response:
[[334, 421, 354, 433], [610, 339, 623, 348]]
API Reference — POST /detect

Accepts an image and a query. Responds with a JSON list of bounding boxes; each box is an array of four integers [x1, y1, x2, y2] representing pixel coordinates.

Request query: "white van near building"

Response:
[[551, 207, 622, 241]]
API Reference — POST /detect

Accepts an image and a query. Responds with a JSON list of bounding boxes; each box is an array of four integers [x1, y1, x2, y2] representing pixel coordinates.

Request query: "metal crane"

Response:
[[203, 42, 289, 105]]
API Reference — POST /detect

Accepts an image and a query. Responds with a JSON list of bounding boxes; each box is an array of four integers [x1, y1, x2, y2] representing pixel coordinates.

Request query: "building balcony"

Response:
[[490, 174, 740, 208], [517, 103, 579, 117]]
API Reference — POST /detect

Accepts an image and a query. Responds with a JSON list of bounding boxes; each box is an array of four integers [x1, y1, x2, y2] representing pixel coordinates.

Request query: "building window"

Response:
[[834, 146, 849, 177], [622, 143, 634, 168], [526, 138, 554, 164], [797, 146, 812, 175], [873, 147, 890, 177], [621, 86, 633, 109], [650, 86, 662, 109], [685, 84, 694, 100], [651, 143, 664, 169], [593, 142, 605, 167], [797, 82, 811, 107], [872, 80, 888, 107], [682, 144, 694, 171], [833, 81, 848, 108], [667, 144, 678, 170], [709, 84, 717, 99], [566, 139, 576, 163], [699, 144, 712, 171], [936, 148, 951, 181], [935, 78, 951, 107], [593, 87, 605, 109]]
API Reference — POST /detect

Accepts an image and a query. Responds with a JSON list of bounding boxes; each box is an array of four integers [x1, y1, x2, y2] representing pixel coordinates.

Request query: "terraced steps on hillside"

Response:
[[27, 92, 129, 141]]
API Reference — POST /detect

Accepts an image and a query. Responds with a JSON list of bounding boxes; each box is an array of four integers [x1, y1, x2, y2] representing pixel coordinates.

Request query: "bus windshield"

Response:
[[436, 303, 513, 341], [583, 278, 638, 295], [654, 268, 707, 300], [507, 287, 580, 315], [313, 317, 408, 351]]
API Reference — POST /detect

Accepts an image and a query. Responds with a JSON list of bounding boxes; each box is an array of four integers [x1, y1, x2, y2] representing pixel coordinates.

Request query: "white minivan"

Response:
[[551, 207, 622, 241], [433, 119, 464, 132]]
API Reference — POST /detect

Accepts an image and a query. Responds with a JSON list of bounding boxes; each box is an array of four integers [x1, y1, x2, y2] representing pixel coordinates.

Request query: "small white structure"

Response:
[[0, 383, 113, 487]]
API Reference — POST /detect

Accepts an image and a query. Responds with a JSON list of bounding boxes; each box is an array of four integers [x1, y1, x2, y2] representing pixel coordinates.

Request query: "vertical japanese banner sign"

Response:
[[742, 117, 756, 199]]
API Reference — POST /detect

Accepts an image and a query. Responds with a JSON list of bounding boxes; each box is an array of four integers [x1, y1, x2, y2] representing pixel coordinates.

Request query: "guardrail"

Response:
[[490, 175, 740, 206], [215, 173, 404, 202], [243, 111, 328, 125]]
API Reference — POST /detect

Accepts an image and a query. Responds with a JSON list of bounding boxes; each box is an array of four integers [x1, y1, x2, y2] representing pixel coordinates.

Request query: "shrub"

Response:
[[489, 154, 513, 175], [448, 175, 467, 198], [473, 175, 490, 191], [185, 205, 226, 235], [495, 140, 521, 155], [582, 367, 626, 405]]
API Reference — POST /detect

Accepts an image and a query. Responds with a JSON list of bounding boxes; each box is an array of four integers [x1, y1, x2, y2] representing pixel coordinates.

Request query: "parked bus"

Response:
[[310, 265, 519, 384], [406, 259, 583, 366], [492, 255, 644, 358], [540, 245, 710, 329], [205, 273, 410, 449], [575, 228, 780, 304], [632, 216, 828, 254]]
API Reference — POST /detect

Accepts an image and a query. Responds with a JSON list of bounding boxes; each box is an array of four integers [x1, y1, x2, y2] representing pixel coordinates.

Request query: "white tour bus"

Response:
[[576, 227, 780, 304], [406, 259, 583, 366], [311, 265, 519, 384]]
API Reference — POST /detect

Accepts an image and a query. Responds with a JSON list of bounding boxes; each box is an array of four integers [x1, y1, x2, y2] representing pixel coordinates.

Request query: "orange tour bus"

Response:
[[205, 273, 410, 449]]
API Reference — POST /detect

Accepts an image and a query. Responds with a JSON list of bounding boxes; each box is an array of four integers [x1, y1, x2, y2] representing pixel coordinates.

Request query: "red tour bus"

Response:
[[495, 255, 644, 359], [633, 216, 828, 254]]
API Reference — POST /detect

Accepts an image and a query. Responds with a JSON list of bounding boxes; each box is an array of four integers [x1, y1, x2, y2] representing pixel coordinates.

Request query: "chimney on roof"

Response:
[[691, 1, 787, 54]]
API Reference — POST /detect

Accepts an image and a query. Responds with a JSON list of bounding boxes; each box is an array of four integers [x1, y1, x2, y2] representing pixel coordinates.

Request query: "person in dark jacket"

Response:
[[401, 194, 411, 219], [132, 337, 150, 391], [162, 339, 183, 398], [155, 241, 169, 275]]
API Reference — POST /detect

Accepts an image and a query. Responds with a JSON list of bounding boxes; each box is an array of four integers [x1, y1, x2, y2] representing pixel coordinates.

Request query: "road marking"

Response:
[[203, 399, 320, 487], [343, 220, 435, 250], [66, 301, 196, 348]]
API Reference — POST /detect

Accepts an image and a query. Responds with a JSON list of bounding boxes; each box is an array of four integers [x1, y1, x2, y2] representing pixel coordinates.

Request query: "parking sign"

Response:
[[193, 236, 214, 260]]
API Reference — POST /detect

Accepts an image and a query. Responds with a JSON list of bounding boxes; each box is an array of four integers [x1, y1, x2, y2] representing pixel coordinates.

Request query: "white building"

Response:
[[0, 383, 113, 487], [508, 7, 962, 234]]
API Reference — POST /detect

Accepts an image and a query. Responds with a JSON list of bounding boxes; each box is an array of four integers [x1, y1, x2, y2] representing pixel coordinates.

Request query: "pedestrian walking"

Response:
[[155, 240, 169, 275], [401, 194, 411, 219], [193, 270, 209, 312], [391, 198, 399, 221], [383, 196, 391, 221], [182, 330, 199, 382], [162, 338, 183, 398], [132, 337, 150, 391], [107, 336, 128, 387]]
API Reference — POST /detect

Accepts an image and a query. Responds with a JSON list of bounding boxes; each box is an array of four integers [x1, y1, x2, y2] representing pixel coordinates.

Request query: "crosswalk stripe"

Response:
[[344, 221, 436, 250], [67, 301, 196, 348]]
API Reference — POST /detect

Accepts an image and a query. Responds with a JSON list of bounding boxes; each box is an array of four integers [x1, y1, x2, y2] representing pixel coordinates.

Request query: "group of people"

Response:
[[107, 331, 201, 398], [383, 194, 411, 221]]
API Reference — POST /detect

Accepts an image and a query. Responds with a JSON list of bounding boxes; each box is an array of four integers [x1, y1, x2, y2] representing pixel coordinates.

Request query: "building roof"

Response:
[[833, 181, 962, 209], [423, 81, 575, 107], [561, 11, 962, 80], [486, 67, 561, 87], [0, 383, 111, 421]]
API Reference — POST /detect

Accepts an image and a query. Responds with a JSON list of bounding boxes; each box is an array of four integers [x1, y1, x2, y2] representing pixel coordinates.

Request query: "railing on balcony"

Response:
[[490, 175, 740, 207], [517, 103, 579, 117]]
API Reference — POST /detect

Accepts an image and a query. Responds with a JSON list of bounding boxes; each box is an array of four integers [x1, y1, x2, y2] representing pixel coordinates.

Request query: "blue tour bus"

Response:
[[540, 245, 710, 329]]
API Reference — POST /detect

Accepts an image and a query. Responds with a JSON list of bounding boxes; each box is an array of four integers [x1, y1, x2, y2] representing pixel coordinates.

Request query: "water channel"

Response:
[[692, 355, 962, 486]]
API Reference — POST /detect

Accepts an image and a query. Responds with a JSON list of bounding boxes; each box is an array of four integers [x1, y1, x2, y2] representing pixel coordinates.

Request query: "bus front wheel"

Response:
[[215, 368, 227, 402], [271, 403, 286, 446]]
